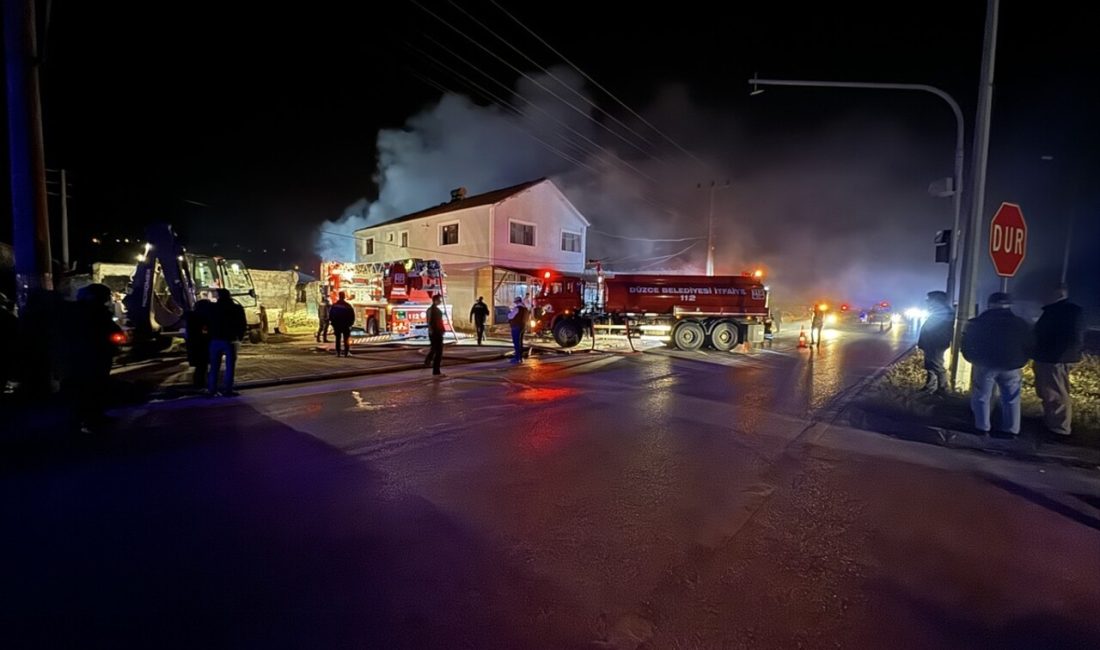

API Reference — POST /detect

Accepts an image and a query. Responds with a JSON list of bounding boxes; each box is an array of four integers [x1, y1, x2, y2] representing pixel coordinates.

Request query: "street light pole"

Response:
[[706, 181, 716, 276], [747, 77, 966, 303]]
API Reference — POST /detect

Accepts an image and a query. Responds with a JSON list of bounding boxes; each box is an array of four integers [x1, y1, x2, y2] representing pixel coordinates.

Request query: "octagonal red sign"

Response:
[[989, 202, 1027, 277]]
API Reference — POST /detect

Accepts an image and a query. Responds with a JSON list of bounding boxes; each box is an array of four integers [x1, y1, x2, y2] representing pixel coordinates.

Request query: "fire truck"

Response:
[[320, 259, 449, 336], [529, 268, 770, 351]]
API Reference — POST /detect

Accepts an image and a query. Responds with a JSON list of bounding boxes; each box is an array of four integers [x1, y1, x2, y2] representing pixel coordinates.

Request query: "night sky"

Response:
[[3, 0, 1098, 308]]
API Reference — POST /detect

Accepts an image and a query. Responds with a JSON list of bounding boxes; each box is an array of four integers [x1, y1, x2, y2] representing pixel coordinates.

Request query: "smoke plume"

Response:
[[316, 67, 955, 310]]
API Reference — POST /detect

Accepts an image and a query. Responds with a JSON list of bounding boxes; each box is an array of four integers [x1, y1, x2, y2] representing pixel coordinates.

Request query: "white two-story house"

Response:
[[353, 178, 590, 329]]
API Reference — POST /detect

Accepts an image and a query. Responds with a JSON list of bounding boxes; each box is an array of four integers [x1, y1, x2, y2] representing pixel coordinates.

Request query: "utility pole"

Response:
[[4, 0, 54, 304], [950, 0, 1000, 389], [60, 168, 69, 268]]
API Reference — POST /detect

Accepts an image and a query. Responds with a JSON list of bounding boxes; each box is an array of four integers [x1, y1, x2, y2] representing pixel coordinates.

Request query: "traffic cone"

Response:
[[798, 327, 808, 348]]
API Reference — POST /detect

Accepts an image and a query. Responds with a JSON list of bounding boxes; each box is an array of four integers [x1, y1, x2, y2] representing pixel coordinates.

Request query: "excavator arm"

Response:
[[122, 223, 197, 341]]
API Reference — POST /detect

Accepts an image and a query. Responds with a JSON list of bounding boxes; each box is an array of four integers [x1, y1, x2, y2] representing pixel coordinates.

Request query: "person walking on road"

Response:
[[917, 290, 955, 395], [316, 294, 331, 343], [329, 291, 355, 357], [508, 296, 529, 364], [424, 294, 446, 376], [960, 292, 1032, 435], [810, 304, 825, 346], [469, 296, 490, 345], [206, 288, 247, 397], [1033, 284, 1084, 437]]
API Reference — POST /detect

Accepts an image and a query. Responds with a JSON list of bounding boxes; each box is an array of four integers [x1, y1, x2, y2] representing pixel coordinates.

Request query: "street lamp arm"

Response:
[[747, 76, 966, 304]]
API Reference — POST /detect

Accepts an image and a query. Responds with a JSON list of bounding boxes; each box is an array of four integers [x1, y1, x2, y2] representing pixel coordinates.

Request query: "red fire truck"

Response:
[[530, 269, 769, 351], [320, 259, 449, 336]]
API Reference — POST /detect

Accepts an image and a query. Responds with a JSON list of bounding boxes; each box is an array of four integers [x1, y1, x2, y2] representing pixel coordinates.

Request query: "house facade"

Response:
[[353, 178, 589, 329]]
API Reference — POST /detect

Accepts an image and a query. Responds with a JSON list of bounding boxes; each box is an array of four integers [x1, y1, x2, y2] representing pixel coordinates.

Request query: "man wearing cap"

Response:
[[507, 296, 529, 364], [960, 292, 1032, 435], [917, 290, 955, 395], [424, 294, 446, 376]]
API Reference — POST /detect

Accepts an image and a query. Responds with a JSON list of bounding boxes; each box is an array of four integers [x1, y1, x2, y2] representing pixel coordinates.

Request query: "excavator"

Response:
[[122, 223, 263, 352]]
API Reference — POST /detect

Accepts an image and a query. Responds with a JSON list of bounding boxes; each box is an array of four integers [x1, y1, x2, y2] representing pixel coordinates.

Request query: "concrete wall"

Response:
[[250, 269, 299, 313]]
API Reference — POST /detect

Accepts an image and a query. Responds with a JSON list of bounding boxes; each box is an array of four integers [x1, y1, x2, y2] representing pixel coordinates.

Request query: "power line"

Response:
[[446, 0, 664, 159], [487, 0, 708, 170], [590, 229, 704, 243], [405, 64, 602, 176], [409, 0, 662, 164], [415, 33, 660, 185]]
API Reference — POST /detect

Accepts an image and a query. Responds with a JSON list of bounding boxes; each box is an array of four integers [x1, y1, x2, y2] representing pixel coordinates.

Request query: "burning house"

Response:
[[352, 178, 589, 329]]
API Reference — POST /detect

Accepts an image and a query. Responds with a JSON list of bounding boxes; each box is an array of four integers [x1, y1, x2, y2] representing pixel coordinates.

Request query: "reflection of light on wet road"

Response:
[[513, 386, 580, 402]]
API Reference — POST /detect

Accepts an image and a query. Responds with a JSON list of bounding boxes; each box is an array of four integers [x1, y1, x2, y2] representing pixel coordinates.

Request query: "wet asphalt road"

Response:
[[3, 326, 1099, 649]]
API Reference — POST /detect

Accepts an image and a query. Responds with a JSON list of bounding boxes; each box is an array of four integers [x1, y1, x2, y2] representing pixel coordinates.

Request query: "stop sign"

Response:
[[989, 202, 1027, 277]]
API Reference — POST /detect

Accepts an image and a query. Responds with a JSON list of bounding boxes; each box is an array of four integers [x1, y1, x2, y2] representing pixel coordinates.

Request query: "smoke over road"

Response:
[[316, 67, 953, 310]]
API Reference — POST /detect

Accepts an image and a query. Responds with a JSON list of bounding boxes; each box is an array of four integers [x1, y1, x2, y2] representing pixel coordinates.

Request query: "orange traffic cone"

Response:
[[798, 327, 808, 348]]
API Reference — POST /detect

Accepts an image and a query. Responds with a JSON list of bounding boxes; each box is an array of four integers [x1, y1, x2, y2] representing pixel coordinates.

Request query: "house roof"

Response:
[[360, 178, 551, 230]]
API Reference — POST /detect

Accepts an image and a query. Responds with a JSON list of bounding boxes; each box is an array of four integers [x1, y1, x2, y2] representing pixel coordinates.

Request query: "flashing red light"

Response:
[[880, 301, 890, 308], [543, 271, 551, 279], [841, 304, 849, 311], [110, 332, 127, 345]]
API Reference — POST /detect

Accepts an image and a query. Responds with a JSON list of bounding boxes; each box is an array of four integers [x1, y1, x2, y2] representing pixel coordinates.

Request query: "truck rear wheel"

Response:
[[248, 328, 263, 344], [365, 316, 379, 336], [552, 318, 582, 348], [672, 321, 705, 351], [708, 320, 737, 352]]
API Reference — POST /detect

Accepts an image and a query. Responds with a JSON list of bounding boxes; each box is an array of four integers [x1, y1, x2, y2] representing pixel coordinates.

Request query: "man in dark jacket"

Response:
[[206, 288, 247, 397], [63, 284, 123, 431], [328, 291, 355, 357], [960, 292, 1032, 435], [810, 304, 825, 346], [316, 294, 331, 343], [424, 294, 446, 376], [1033, 285, 1084, 436], [469, 296, 490, 345], [186, 297, 215, 389], [917, 290, 955, 394], [508, 296, 529, 364]]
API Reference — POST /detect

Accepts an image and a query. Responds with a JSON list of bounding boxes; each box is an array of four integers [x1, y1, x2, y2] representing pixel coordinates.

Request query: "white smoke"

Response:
[[315, 67, 954, 310]]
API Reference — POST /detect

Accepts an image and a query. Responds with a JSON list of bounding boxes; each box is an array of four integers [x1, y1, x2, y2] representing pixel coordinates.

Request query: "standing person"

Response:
[[469, 296, 490, 345], [917, 290, 955, 395], [762, 313, 775, 348], [424, 294, 446, 376], [63, 284, 122, 432], [186, 297, 215, 389], [316, 294, 331, 343], [0, 293, 17, 392], [328, 291, 355, 357], [1032, 284, 1085, 437], [206, 288, 247, 397], [810, 304, 825, 346], [508, 296, 529, 364], [960, 292, 1032, 435]]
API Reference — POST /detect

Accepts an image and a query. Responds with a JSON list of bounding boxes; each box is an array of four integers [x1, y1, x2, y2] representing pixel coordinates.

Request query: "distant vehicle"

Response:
[[528, 268, 770, 351]]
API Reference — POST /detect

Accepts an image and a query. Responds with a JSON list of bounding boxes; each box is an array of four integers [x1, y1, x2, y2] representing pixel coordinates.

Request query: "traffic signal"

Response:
[[934, 229, 952, 263]]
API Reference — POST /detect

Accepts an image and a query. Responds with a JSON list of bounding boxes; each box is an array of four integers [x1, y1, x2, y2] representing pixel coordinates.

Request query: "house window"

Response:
[[400, 231, 409, 248], [510, 221, 535, 246], [386, 232, 394, 243], [561, 231, 582, 253], [363, 238, 374, 256], [441, 223, 459, 246]]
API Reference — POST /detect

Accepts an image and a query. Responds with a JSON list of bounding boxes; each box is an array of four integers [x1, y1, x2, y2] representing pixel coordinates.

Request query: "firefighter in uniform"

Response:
[[469, 296, 490, 345], [425, 294, 445, 376]]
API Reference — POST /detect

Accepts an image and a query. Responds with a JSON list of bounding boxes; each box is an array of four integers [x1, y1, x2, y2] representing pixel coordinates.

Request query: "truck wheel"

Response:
[[552, 318, 582, 348], [709, 320, 737, 352], [672, 321, 705, 351], [248, 328, 263, 344], [366, 317, 379, 336]]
